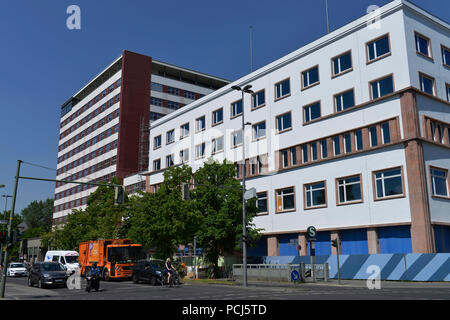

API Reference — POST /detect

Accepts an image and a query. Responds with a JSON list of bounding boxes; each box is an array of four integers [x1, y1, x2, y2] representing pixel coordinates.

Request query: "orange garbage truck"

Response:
[[79, 239, 144, 281]]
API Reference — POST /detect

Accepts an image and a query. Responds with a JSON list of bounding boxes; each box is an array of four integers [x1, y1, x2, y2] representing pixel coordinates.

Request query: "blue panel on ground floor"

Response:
[[278, 233, 299, 256], [378, 225, 412, 254], [248, 236, 268, 256], [308, 231, 331, 256], [340, 228, 368, 254], [434, 225, 450, 253]]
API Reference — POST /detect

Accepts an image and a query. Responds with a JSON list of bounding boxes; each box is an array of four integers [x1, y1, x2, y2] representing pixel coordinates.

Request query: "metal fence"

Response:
[[232, 263, 329, 282]]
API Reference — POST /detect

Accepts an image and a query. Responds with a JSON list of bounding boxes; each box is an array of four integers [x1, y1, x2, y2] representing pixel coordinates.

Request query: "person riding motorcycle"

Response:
[[165, 258, 177, 286], [86, 262, 101, 292]]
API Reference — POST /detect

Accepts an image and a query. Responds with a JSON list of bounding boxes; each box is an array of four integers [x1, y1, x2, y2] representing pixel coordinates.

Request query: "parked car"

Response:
[[7, 262, 28, 277], [28, 262, 69, 288], [132, 259, 164, 285]]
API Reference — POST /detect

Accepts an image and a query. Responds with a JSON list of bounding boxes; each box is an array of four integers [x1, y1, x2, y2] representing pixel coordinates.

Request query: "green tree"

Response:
[[124, 165, 201, 259], [191, 159, 261, 272], [20, 198, 53, 239]]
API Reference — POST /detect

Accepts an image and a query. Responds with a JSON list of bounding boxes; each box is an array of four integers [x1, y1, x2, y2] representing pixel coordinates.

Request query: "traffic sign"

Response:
[[307, 226, 317, 240], [0, 220, 7, 225], [291, 270, 300, 282]]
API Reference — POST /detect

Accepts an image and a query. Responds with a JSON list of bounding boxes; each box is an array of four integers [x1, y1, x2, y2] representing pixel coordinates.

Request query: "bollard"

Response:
[[324, 262, 329, 282], [300, 262, 306, 282]]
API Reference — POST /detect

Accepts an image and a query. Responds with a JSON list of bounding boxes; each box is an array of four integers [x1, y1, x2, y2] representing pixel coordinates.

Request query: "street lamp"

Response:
[[231, 84, 254, 287]]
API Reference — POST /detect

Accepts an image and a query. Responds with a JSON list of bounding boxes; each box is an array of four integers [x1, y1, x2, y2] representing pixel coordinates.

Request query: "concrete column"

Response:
[[367, 227, 379, 254]]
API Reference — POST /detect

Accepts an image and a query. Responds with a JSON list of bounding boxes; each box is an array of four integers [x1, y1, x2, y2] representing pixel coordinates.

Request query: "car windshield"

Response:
[[41, 263, 64, 271], [65, 256, 78, 263], [150, 261, 164, 270], [108, 246, 144, 263], [10, 263, 25, 268]]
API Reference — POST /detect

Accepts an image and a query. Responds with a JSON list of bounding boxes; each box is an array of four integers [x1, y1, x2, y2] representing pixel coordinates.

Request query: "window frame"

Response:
[[301, 65, 320, 91], [446, 83, 450, 103], [275, 111, 292, 134], [336, 174, 364, 206], [274, 78, 291, 101], [166, 129, 175, 145], [195, 142, 206, 160], [166, 154, 175, 168], [212, 108, 224, 127], [429, 165, 449, 199], [303, 100, 322, 124], [180, 122, 190, 139], [414, 31, 433, 60], [211, 136, 224, 155], [334, 88, 356, 113], [195, 115, 206, 133], [331, 50, 353, 78], [275, 186, 296, 213], [366, 33, 392, 64], [369, 73, 395, 100], [419, 72, 436, 96], [230, 99, 243, 119], [152, 158, 161, 172], [231, 129, 243, 148], [251, 89, 266, 110], [179, 149, 189, 164], [441, 44, 450, 68], [153, 135, 162, 150], [256, 191, 269, 216], [252, 121, 267, 141], [372, 166, 405, 201], [303, 180, 328, 210]]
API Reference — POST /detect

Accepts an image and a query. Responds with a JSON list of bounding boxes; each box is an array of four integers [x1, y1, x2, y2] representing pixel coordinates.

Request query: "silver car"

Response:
[[7, 262, 29, 277]]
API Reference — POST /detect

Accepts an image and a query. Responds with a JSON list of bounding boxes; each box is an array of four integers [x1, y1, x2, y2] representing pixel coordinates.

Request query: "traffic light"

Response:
[[331, 239, 338, 247], [114, 186, 124, 205], [0, 230, 7, 244]]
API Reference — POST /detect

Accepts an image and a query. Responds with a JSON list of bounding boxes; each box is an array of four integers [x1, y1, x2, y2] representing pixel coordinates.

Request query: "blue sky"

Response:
[[0, 0, 448, 214]]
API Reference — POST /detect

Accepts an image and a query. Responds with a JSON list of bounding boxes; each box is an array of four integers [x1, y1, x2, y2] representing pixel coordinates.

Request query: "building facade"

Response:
[[145, 0, 450, 255], [53, 50, 229, 224]]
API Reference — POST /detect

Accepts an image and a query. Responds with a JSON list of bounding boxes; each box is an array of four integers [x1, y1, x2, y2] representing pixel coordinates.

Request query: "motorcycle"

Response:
[[85, 274, 100, 293]]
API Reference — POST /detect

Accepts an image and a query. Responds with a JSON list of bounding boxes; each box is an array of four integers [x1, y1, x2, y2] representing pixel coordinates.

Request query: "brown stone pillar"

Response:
[[267, 236, 279, 256], [400, 91, 435, 253], [298, 233, 307, 256], [367, 228, 379, 254]]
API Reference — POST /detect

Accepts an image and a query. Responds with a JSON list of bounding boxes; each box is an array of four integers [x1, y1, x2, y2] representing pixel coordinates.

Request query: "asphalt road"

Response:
[[3, 276, 450, 300]]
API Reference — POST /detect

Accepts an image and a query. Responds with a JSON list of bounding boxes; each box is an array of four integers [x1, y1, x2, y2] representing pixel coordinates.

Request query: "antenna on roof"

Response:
[[249, 25, 253, 72], [326, 0, 330, 34]]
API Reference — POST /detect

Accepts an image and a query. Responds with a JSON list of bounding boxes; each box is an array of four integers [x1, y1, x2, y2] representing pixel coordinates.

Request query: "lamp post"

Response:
[[0, 195, 13, 268], [231, 84, 253, 287]]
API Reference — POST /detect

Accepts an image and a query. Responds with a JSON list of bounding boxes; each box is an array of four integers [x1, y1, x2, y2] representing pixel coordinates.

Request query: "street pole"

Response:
[[0, 195, 12, 268], [0, 160, 22, 298], [241, 90, 248, 288], [193, 236, 197, 280], [336, 240, 341, 284]]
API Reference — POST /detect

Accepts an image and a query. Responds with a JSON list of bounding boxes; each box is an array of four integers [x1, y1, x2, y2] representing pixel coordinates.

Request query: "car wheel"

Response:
[[150, 276, 156, 286], [132, 274, 139, 284], [28, 277, 33, 287], [38, 278, 43, 289]]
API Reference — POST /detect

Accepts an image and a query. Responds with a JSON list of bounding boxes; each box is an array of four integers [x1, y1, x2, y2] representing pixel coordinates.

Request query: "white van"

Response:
[[44, 251, 79, 274]]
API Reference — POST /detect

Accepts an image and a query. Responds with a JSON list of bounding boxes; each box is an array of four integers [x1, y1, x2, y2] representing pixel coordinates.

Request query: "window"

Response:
[[419, 73, 435, 96], [321, 140, 328, 159], [212, 108, 223, 126], [256, 192, 268, 214], [166, 155, 174, 168], [275, 187, 295, 212], [252, 90, 265, 109], [196, 116, 206, 132], [180, 149, 189, 163], [276, 112, 292, 133], [333, 136, 341, 156], [195, 143, 206, 159], [301, 65, 320, 90], [430, 167, 449, 198], [302, 145, 308, 163], [442, 45, 450, 67], [235, 164, 240, 179], [370, 74, 394, 99], [311, 142, 318, 161], [374, 167, 404, 199], [303, 101, 321, 123], [166, 129, 175, 144], [381, 122, 391, 144], [355, 130, 363, 150], [337, 175, 362, 204], [344, 133, 352, 153], [257, 156, 264, 174], [366, 34, 390, 63], [334, 89, 355, 112], [167, 86, 179, 95], [231, 99, 243, 118], [291, 147, 298, 165], [275, 78, 290, 100], [153, 159, 161, 171], [447, 83, 450, 102], [282, 150, 289, 168], [184, 90, 196, 99], [180, 123, 190, 139], [212, 136, 224, 154], [332, 51, 352, 77], [252, 121, 266, 140], [415, 32, 432, 59], [154, 135, 161, 149], [231, 129, 243, 147], [369, 126, 378, 147], [304, 181, 327, 209]]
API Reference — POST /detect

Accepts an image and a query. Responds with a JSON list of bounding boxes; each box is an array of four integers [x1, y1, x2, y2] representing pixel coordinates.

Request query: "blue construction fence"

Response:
[[247, 253, 450, 282]]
